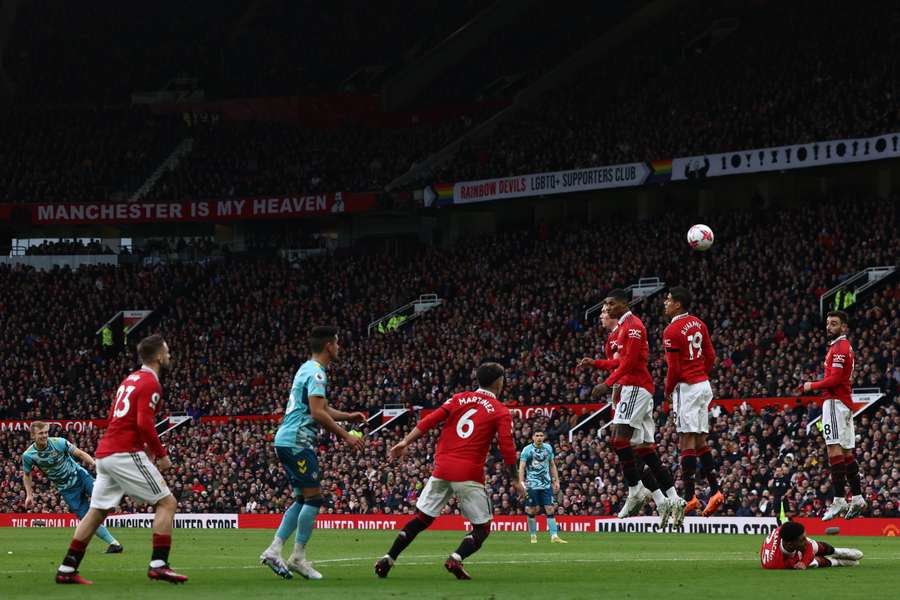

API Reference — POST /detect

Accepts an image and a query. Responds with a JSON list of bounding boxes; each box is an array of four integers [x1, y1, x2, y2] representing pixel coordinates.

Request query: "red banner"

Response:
[[5, 192, 377, 225], [0, 419, 105, 433], [4, 513, 896, 536], [420, 403, 605, 420]]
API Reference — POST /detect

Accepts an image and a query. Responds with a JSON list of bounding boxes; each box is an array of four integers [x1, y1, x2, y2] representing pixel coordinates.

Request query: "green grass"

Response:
[[0, 529, 896, 599]]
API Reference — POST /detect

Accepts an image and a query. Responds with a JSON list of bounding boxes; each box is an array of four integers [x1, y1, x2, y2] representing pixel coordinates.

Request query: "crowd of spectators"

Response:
[[1, 196, 896, 422], [3, 397, 897, 519], [437, 0, 900, 182], [22, 240, 114, 256], [0, 109, 182, 203]]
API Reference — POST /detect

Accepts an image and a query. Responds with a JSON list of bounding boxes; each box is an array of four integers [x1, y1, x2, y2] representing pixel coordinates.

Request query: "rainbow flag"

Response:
[[647, 159, 674, 183], [426, 183, 455, 207]]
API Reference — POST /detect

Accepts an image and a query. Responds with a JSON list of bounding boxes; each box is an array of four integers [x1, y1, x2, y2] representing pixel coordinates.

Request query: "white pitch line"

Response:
[[3, 555, 897, 575]]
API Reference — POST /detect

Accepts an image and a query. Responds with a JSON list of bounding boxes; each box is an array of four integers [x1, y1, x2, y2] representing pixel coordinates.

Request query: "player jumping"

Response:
[[760, 521, 863, 569], [662, 287, 722, 525], [375, 362, 525, 580], [260, 325, 366, 580], [579, 290, 683, 524], [23, 422, 122, 552], [519, 430, 566, 544], [799, 311, 866, 520], [55, 334, 186, 585]]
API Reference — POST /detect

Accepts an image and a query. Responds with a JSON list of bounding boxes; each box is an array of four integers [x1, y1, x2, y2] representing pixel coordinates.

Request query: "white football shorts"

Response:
[[821, 399, 855, 449], [611, 385, 655, 445], [416, 477, 493, 524], [90, 451, 172, 509], [673, 380, 714, 434]]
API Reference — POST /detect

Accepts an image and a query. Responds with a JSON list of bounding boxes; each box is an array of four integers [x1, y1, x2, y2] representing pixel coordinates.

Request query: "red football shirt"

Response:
[[604, 312, 655, 394], [759, 528, 816, 569], [592, 325, 620, 371], [416, 389, 516, 483], [95, 367, 167, 459], [662, 313, 716, 396], [810, 335, 855, 408]]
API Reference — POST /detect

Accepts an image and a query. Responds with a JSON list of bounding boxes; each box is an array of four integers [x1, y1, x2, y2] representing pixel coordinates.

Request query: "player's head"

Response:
[[476, 362, 505, 396], [603, 288, 629, 319], [30, 421, 50, 447], [310, 325, 340, 363], [665, 286, 692, 319], [138, 334, 170, 372], [600, 306, 616, 330], [779, 521, 807, 552], [825, 311, 849, 339], [532, 430, 545, 446]]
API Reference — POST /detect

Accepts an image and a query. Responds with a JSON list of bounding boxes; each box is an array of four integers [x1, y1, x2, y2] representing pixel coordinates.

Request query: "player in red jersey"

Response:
[[798, 310, 866, 520], [579, 290, 683, 524], [55, 335, 187, 585], [760, 521, 863, 570], [375, 363, 524, 580], [662, 287, 721, 524]]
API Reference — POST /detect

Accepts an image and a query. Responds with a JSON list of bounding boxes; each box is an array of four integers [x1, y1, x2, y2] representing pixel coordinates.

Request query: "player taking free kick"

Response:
[[55, 334, 186, 585], [375, 362, 525, 580]]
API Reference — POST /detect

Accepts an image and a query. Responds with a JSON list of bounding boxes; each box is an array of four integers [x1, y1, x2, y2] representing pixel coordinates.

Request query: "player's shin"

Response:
[[270, 500, 303, 553], [612, 438, 641, 489], [453, 522, 491, 560], [292, 495, 323, 560], [680, 449, 698, 499], [844, 456, 862, 497], [697, 446, 719, 494], [638, 446, 678, 500], [150, 534, 172, 568], [527, 513, 537, 536], [387, 510, 434, 560], [58, 538, 89, 573], [828, 454, 847, 498]]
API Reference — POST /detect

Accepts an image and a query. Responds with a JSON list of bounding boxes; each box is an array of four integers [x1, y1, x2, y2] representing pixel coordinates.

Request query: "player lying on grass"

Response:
[[22, 421, 122, 553], [375, 362, 525, 580], [760, 521, 863, 570]]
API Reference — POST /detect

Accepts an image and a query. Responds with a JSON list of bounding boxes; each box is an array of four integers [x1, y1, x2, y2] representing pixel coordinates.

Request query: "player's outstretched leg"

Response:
[[637, 445, 682, 526], [445, 522, 491, 580], [147, 495, 188, 584], [260, 500, 300, 579], [287, 493, 323, 580], [376, 510, 435, 578]]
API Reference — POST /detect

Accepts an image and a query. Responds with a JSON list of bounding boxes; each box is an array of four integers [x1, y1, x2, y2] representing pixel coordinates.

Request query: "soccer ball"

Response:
[[687, 224, 714, 251]]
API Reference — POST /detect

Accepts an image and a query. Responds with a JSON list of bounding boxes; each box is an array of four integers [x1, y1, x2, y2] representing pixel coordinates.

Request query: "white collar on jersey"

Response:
[[671, 312, 690, 323], [829, 335, 847, 346], [617, 311, 633, 325], [475, 388, 497, 399], [140, 365, 160, 382]]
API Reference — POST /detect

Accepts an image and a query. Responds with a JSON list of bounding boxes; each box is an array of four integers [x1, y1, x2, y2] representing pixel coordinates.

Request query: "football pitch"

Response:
[[0, 529, 896, 599]]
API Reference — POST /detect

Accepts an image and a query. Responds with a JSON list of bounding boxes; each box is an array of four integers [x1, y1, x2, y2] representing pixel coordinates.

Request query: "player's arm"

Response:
[[136, 386, 169, 465], [22, 456, 36, 509], [803, 353, 848, 392], [310, 395, 365, 449], [518, 447, 529, 487], [497, 412, 524, 498], [324, 404, 366, 424], [389, 404, 450, 460], [663, 330, 681, 398], [604, 327, 642, 388], [702, 324, 716, 373], [550, 459, 561, 493], [71, 447, 96, 470]]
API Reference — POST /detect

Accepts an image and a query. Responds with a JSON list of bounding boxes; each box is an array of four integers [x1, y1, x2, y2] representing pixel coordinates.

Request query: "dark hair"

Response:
[[827, 310, 850, 326], [669, 286, 693, 310], [780, 521, 805, 542], [605, 288, 629, 303], [309, 325, 339, 353], [137, 334, 166, 363], [476, 362, 505, 388]]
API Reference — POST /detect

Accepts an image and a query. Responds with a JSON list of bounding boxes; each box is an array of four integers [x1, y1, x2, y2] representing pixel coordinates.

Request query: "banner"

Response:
[[10, 192, 377, 225], [451, 163, 650, 205], [672, 132, 900, 181], [0, 420, 105, 433], [3, 513, 896, 535], [419, 403, 604, 420]]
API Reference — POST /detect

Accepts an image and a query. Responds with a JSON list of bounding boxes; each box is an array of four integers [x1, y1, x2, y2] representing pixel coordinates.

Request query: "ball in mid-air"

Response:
[[687, 224, 714, 251], [349, 429, 364, 439]]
